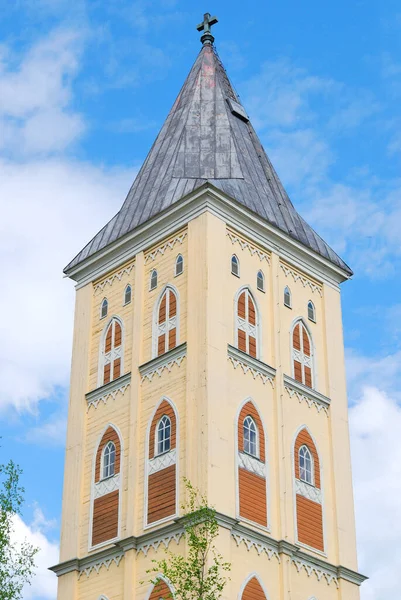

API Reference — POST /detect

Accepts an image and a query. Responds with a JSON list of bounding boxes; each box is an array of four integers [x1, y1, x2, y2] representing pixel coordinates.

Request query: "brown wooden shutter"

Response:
[[104, 363, 111, 384], [238, 329, 246, 352], [248, 296, 256, 325], [294, 360, 302, 383], [238, 291, 246, 318], [159, 294, 167, 323], [149, 581, 172, 600], [169, 290, 177, 317], [105, 325, 112, 353], [168, 328, 176, 350], [158, 334, 166, 356], [114, 322, 122, 347], [113, 358, 121, 380], [242, 577, 267, 600], [304, 366, 312, 388], [293, 324, 301, 350], [249, 336, 257, 358]]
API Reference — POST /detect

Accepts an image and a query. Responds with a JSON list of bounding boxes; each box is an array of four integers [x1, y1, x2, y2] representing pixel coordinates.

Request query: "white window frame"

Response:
[[175, 254, 184, 276], [156, 415, 172, 456], [308, 300, 316, 322], [243, 416, 259, 458], [291, 319, 314, 388], [100, 298, 108, 319], [257, 270, 265, 292], [299, 444, 314, 485], [124, 284, 132, 305], [98, 317, 124, 387], [284, 286, 292, 308], [231, 254, 240, 277], [152, 285, 179, 358], [235, 287, 260, 359], [101, 441, 116, 480], [150, 269, 158, 291]]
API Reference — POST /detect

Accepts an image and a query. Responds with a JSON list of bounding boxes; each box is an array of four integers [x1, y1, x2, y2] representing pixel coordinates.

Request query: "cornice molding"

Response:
[[93, 263, 134, 294], [283, 374, 330, 415], [86, 373, 131, 411], [50, 516, 367, 586], [145, 231, 187, 263], [280, 262, 323, 296], [66, 186, 348, 289], [226, 229, 271, 264], [227, 344, 276, 387], [139, 343, 187, 383]]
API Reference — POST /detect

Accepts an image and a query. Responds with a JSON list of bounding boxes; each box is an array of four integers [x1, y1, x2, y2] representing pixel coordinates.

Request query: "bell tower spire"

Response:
[[196, 12, 218, 45]]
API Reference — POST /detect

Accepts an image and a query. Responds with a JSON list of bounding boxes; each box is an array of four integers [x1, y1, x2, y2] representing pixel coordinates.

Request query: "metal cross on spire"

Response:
[[197, 12, 218, 45]]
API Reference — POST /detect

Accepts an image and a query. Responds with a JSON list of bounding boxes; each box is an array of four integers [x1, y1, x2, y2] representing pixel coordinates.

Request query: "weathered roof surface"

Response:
[[65, 44, 352, 275]]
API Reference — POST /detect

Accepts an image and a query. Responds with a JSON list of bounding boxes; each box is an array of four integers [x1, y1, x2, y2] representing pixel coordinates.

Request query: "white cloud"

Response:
[[350, 386, 401, 599], [11, 508, 58, 600], [23, 412, 67, 447]]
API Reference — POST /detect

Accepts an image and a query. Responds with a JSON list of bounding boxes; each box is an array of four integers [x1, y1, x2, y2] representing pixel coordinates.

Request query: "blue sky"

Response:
[[0, 1, 400, 598]]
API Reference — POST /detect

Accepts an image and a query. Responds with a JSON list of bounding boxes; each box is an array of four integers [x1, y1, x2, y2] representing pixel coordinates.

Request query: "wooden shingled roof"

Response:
[[65, 43, 352, 276]]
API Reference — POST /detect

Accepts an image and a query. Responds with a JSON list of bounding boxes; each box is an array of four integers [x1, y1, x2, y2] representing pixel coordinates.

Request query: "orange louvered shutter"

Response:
[[248, 296, 256, 325], [159, 294, 167, 323], [114, 322, 122, 347], [302, 326, 310, 356], [238, 292, 246, 319], [249, 336, 257, 358], [293, 324, 301, 350], [104, 363, 111, 384], [105, 325, 112, 353], [169, 291, 177, 317], [238, 330, 247, 352]]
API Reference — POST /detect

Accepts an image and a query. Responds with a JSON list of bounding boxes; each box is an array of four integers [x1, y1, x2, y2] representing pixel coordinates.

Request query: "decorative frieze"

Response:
[[78, 553, 123, 579], [238, 451, 266, 477], [94, 264, 134, 294], [227, 230, 271, 263], [140, 343, 187, 383], [295, 479, 322, 504], [94, 474, 121, 499], [86, 373, 131, 411], [280, 263, 323, 296], [232, 533, 280, 562], [283, 375, 330, 416], [137, 532, 183, 557], [227, 345, 276, 387], [291, 557, 338, 587], [145, 231, 187, 263], [148, 449, 177, 475]]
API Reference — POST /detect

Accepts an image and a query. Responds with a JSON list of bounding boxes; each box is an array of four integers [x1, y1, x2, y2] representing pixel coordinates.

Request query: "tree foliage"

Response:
[[147, 479, 231, 600], [0, 460, 38, 600]]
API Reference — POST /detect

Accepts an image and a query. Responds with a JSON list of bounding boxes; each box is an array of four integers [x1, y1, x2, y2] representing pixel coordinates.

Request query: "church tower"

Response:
[[52, 15, 366, 600]]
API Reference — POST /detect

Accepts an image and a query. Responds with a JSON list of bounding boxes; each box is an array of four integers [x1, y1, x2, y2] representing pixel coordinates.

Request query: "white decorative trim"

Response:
[[94, 264, 134, 293], [228, 345, 275, 387], [280, 263, 323, 296], [295, 479, 322, 504], [284, 375, 330, 415], [227, 230, 271, 264], [145, 231, 187, 263], [137, 532, 183, 556], [148, 449, 177, 475], [140, 343, 187, 383], [94, 474, 121, 499], [232, 533, 280, 562], [78, 553, 123, 579], [238, 452, 266, 477], [291, 557, 338, 587], [86, 374, 131, 411]]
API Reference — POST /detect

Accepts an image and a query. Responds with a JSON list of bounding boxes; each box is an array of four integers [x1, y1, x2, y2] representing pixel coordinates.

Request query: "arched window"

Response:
[[231, 255, 240, 277], [148, 579, 173, 600], [175, 254, 184, 276], [154, 287, 178, 357], [237, 400, 268, 528], [102, 441, 116, 479], [156, 416, 171, 455], [284, 286, 292, 308], [124, 284, 132, 305], [236, 288, 258, 358], [292, 320, 313, 388], [101, 318, 123, 385], [299, 445, 313, 485], [294, 427, 323, 551], [308, 300, 316, 322], [257, 270, 265, 292], [150, 269, 158, 290], [243, 416, 258, 457], [91, 425, 122, 548], [240, 575, 268, 600], [100, 298, 108, 319], [146, 399, 178, 525]]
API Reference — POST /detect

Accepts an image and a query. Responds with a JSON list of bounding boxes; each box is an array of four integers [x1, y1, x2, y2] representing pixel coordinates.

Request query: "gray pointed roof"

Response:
[[65, 44, 352, 276]]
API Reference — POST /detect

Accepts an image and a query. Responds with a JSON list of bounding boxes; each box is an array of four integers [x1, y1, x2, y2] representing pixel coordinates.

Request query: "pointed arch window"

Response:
[[292, 320, 313, 388], [299, 445, 313, 485], [124, 285, 132, 305], [175, 254, 184, 276], [156, 416, 171, 455], [284, 286, 292, 308], [101, 318, 123, 385], [150, 269, 158, 290], [236, 288, 258, 358], [243, 416, 258, 457], [100, 298, 108, 319], [257, 270, 265, 292], [155, 288, 178, 357], [308, 300, 316, 322], [231, 255, 240, 277], [102, 441, 116, 480]]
